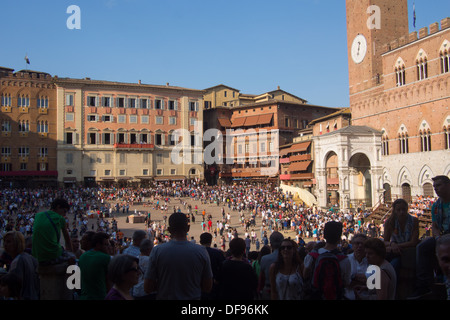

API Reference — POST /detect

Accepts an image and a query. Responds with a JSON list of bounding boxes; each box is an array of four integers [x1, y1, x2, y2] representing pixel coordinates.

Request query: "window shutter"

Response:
[[175, 100, 178, 110]]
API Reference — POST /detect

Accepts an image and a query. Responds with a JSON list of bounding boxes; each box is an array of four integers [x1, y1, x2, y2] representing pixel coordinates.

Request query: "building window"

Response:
[[156, 169, 163, 175], [117, 133, 126, 144], [65, 132, 73, 144], [103, 133, 112, 145], [88, 132, 97, 144], [140, 133, 148, 143], [171, 169, 176, 175], [105, 153, 111, 164], [1, 120, 11, 133], [117, 97, 125, 108], [87, 114, 98, 122], [37, 121, 48, 133], [87, 96, 97, 107], [1, 147, 11, 156], [420, 130, 432, 152], [445, 128, 450, 150], [66, 113, 75, 122], [119, 153, 126, 164], [156, 153, 163, 164], [101, 97, 111, 107], [399, 134, 409, 154], [395, 66, 406, 86], [65, 94, 74, 106], [140, 98, 148, 109], [18, 120, 30, 132], [0, 163, 12, 171], [155, 116, 164, 125], [118, 115, 126, 123], [155, 133, 163, 145], [143, 169, 149, 175], [119, 169, 126, 176], [102, 115, 112, 122], [18, 147, 29, 157], [104, 170, 111, 176], [168, 100, 176, 110], [189, 101, 198, 112], [66, 153, 73, 164], [128, 98, 136, 108], [1, 93, 12, 106], [416, 58, 428, 81], [155, 99, 163, 110], [382, 137, 389, 156], [17, 94, 30, 107], [37, 96, 49, 108], [441, 50, 450, 74], [129, 115, 137, 124], [38, 148, 48, 157], [141, 115, 149, 124]]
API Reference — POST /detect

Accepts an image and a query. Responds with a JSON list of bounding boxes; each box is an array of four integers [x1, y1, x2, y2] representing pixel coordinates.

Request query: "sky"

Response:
[[1, 0, 449, 109]]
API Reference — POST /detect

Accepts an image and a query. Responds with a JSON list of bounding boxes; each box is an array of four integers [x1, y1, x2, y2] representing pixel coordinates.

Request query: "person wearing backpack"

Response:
[[303, 221, 351, 300]]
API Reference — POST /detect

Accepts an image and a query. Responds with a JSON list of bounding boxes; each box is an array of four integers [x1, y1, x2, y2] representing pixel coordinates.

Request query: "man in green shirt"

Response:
[[32, 198, 73, 264], [78, 232, 112, 300]]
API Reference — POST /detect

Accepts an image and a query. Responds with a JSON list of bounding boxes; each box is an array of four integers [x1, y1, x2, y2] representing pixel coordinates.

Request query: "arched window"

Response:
[[395, 58, 406, 86], [419, 121, 432, 152], [398, 125, 409, 154], [420, 130, 432, 152], [1, 93, 12, 107], [416, 50, 428, 81], [440, 40, 450, 74], [399, 133, 409, 154]]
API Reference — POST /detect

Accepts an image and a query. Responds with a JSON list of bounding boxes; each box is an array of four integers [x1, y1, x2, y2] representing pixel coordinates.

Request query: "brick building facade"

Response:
[[0, 67, 57, 187]]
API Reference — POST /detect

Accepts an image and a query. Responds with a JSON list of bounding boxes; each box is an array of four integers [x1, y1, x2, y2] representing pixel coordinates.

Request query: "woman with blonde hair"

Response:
[[3, 231, 40, 300]]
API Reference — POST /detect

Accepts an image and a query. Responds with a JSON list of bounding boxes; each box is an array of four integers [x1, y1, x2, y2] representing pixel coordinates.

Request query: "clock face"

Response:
[[351, 34, 368, 64]]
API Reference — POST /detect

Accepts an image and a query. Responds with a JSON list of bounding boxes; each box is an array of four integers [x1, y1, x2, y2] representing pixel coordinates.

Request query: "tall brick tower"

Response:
[[346, 0, 409, 113]]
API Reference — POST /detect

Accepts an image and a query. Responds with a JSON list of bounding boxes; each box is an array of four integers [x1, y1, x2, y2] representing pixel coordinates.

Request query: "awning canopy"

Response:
[[231, 117, 246, 128], [218, 118, 232, 128], [257, 113, 273, 125], [288, 161, 312, 172], [287, 141, 311, 153]]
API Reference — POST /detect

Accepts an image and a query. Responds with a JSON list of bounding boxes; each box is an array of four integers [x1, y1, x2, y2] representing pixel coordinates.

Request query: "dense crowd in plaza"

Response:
[[0, 176, 449, 301]]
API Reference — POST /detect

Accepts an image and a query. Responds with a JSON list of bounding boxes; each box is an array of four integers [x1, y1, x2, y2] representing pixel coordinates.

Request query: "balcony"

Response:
[[280, 157, 290, 164], [113, 143, 155, 149], [19, 107, 29, 114], [1, 106, 11, 113], [38, 107, 48, 114]]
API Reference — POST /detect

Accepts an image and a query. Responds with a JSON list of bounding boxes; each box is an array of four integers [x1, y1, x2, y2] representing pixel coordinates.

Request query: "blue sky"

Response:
[[1, 0, 449, 109]]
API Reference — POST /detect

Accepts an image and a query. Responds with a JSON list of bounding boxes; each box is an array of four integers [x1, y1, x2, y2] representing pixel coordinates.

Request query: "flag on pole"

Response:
[[413, 2, 416, 28], [24, 55, 30, 64]]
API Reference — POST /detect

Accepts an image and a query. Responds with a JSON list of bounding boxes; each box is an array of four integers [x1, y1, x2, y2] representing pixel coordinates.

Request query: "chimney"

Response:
[[138, 80, 141, 84], [166, 83, 170, 86], [277, 86, 280, 90]]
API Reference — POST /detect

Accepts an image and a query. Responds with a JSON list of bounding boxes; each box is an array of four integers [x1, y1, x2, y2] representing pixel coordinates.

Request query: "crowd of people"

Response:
[[0, 175, 449, 301]]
